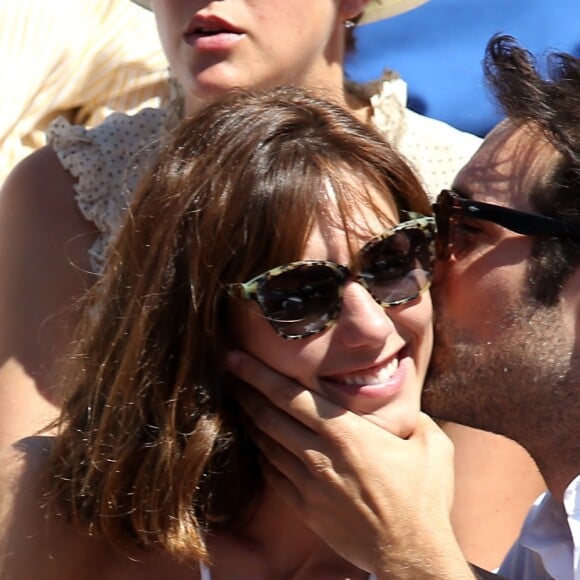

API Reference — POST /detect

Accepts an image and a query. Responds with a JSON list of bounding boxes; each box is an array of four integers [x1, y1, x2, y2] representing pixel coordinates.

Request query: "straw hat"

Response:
[[358, 0, 429, 24], [130, 0, 429, 25]]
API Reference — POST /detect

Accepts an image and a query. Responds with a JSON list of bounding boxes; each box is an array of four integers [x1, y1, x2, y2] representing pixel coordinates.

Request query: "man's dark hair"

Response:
[[484, 34, 580, 304]]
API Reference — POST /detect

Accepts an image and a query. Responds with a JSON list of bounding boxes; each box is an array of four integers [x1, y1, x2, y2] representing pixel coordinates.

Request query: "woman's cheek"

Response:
[[229, 300, 312, 380]]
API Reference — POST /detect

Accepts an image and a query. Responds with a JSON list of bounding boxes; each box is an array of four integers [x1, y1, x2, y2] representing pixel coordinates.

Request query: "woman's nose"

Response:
[[334, 282, 395, 348]]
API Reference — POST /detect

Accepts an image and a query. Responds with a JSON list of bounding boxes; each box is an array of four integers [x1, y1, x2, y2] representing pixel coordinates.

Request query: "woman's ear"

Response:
[[339, 0, 369, 21]]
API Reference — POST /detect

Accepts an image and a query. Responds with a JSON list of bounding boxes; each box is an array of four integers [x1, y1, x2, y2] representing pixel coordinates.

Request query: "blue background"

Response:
[[346, 0, 580, 136]]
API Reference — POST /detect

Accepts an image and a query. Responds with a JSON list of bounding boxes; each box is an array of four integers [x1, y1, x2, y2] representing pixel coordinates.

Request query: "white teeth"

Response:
[[342, 358, 399, 385]]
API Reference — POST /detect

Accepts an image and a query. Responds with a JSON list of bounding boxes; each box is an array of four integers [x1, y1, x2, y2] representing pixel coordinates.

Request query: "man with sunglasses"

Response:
[[228, 34, 580, 579]]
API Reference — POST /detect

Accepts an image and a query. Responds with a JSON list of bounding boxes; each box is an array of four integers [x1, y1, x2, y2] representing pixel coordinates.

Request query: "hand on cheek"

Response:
[[227, 350, 465, 578]]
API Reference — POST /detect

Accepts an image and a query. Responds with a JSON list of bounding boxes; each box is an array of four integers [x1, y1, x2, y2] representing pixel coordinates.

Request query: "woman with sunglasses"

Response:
[[0, 0, 543, 570], [0, 0, 478, 444], [0, 86, 437, 579]]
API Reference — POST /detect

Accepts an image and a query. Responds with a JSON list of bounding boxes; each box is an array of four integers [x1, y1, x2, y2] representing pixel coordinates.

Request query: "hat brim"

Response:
[[358, 0, 429, 24], [130, 0, 428, 25], [131, 0, 151, 9]]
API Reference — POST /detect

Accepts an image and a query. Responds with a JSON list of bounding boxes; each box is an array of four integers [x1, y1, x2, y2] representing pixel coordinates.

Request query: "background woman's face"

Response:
[[151, 0, 360, 109], [230, 191, 433, 438]]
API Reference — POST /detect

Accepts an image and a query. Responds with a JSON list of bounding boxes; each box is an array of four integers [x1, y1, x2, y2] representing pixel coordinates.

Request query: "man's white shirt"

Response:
[[499, 474, 580, 579]]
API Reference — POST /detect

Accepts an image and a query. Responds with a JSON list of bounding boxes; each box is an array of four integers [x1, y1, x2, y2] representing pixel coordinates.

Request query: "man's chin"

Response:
[[420, 365, 485, 430], [420, 383, 460, 424]]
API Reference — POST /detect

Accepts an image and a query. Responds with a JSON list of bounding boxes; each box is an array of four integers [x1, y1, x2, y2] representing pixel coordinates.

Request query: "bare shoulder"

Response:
[[0, 437, 112, 579], [0, 437, 99, 579], [0, 147, 99, 448], [442, 422, 546, 571], [0, 438, 202, 580], [0, 145, 98, 320], [0, 145, 95, 244]]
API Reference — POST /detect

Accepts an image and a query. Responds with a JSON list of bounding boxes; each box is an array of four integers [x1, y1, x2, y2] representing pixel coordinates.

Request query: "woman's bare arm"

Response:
[[0, 147, 98, 448]]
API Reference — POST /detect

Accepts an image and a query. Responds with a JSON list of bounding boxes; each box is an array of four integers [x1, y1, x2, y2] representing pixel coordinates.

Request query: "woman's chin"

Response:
[[364, 406, 419, 439]]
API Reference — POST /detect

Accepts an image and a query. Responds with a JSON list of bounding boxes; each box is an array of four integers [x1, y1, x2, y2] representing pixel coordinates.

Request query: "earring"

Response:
[[344, 19, 355, 29]]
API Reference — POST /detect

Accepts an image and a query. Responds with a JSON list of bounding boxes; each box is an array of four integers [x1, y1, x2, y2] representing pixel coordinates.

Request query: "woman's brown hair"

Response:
[[47, 86, 430, 560]]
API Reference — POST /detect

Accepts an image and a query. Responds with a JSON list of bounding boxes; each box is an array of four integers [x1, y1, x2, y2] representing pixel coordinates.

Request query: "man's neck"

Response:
[[533, 457, 579, 501]]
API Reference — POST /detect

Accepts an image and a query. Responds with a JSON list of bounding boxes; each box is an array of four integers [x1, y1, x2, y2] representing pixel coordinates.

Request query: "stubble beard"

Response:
[[422, 293, 579, 467]]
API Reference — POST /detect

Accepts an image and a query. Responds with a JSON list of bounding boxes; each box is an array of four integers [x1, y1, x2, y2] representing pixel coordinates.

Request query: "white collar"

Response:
[[518, 474, 580, 580]]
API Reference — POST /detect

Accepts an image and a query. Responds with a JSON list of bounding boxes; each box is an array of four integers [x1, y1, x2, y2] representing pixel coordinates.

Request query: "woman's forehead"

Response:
[[312, 196, 398, 247], [320, 177, 399, 229]]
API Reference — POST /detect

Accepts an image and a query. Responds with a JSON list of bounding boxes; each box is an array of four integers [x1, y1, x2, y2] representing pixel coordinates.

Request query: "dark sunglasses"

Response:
[[226, 216, 436, 340], [433, 189, 580, 260]]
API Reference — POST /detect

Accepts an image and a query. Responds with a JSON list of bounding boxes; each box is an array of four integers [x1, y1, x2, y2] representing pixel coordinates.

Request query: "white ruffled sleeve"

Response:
[[47, 108, 165, 272], [371, 79, 482, 200]]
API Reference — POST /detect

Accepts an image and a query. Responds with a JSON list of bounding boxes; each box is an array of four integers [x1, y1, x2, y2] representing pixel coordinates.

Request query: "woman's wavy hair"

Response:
[[46, 86, 430, 560], [484, 34, 580, 304]]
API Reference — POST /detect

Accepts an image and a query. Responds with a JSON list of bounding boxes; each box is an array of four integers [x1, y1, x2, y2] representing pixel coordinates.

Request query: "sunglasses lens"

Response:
[[362, 227, 433, 305], [259, 264, 342, 338]]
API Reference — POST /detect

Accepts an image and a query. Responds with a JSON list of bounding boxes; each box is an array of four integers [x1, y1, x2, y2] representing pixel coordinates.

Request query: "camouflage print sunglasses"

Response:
[[226, 215, 436, 340]]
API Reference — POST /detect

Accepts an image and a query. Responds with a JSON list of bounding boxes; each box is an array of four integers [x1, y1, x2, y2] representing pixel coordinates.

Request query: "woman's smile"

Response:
[[321, 349, 402, 392], [230, 184, 432, 438], [318, 346, 415, 416]]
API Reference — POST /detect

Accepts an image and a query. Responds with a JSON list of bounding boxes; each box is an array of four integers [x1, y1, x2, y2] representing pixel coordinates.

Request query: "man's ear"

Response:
[[339, 0, 370, 21]]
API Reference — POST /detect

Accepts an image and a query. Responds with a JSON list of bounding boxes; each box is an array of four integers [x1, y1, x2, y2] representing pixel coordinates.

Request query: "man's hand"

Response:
[[228, 351, 476, 579]]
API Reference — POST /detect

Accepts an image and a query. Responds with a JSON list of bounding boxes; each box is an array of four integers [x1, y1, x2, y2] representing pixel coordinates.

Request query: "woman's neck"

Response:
[[207, 484, 368, 579], [183, 65, 372, 127]]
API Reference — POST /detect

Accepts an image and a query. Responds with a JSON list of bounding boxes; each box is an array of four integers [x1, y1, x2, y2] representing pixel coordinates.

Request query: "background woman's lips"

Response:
[[188, 32, 244, 51], [186, 13, 243, 34], [184, 15, 245, 50]]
